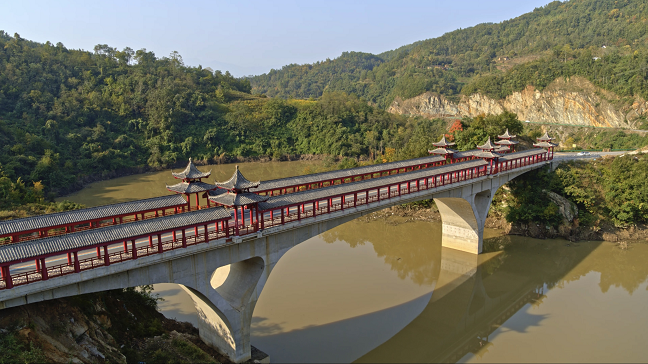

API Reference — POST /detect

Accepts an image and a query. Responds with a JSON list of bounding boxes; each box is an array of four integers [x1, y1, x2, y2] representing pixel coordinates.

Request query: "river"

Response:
[[60, 160, 648, 363]]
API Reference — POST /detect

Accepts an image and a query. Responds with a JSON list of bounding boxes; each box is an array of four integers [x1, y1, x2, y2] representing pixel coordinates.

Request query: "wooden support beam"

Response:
[[104, 245, 110, 266], [73, 252, 80, 273], [40, 258, 48, 280]]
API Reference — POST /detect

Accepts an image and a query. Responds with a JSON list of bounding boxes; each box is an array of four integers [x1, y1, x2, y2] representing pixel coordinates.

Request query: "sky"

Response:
[[1, 0, 553, 77]]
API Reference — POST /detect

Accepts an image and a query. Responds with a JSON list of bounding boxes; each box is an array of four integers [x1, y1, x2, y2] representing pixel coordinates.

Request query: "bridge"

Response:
[[0, 132, 556, 362]]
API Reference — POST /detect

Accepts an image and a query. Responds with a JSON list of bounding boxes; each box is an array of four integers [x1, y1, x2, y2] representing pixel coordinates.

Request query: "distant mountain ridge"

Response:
[[249, 0, 648, 124]]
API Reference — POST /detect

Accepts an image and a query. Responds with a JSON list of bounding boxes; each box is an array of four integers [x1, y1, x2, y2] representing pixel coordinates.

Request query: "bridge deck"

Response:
[[0, 195, 188, 243]]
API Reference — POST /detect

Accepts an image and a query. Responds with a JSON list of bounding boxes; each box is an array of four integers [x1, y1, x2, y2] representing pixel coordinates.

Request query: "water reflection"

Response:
[[321, 218, 442, 285], [358, 236, 648, 363]]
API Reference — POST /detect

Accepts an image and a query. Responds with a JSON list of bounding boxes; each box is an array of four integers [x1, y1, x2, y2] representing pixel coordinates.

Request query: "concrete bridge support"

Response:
[[433, 169, 531, 254], [434, 189, 494, 254]]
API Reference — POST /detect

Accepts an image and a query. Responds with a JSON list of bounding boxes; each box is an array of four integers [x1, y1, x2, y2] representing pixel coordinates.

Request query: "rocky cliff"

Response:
[[388, 77, 648, 129]]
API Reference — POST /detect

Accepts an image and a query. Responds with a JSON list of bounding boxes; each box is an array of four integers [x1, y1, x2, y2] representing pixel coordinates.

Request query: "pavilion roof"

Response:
[[166, 181, 217, 194], [495, 145, 511, 152], [497, 129, 516, 139], [209, 191, 269, 207], [0, 208, 231, 264], [536, 132, 553, 142], [214, 166, 260, 191], [432, 135, 456, 147], [428, 147, 455, 155], [477, 137, 496, 151], [172, 158, 211, 180], [494, 139, 519, 145], [0, 195, 188, 237], [533, 141, 558, 148]]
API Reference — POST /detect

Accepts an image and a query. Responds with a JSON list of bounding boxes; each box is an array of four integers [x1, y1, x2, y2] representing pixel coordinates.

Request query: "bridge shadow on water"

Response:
[[249, 218, 611, 363]]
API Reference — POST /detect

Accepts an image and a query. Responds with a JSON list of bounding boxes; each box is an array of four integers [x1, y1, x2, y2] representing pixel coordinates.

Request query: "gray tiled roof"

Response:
[[258, 159, 488, 211], [472, 151, 503, 158], [477, 137, 496, 150], [172, 158, 211, 180], [494, 139, 519, 145], [0, 195, 188, 237], [499, 149, 547, 160], [533, 141, 558, 148], [166, 181, 217, 194], [432, 135, 456, 147], [209, 192, 269, 207], [215, 166, 260, 191], [428, 148, 455, 155], [453, 150, 479, 159], [0, 208, 231, 264], [498, 129, 516, 139], [251, 155, 446, 192], [536, 132, 553, 141]]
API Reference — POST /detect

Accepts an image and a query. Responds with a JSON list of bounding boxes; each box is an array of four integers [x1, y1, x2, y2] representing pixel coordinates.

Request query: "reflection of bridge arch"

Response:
[[355, 247, 548, 363]]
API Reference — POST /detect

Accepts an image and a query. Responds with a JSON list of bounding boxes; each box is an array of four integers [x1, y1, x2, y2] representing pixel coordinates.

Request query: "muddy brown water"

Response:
[[61, 160, 648, 363]]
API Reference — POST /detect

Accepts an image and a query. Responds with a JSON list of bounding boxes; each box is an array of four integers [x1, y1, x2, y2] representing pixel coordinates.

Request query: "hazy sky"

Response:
[[1, 0, 552, 77]]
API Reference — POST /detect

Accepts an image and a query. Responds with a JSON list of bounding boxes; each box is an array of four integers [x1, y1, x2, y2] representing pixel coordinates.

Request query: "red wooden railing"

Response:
[[0, 150, 551, 290]]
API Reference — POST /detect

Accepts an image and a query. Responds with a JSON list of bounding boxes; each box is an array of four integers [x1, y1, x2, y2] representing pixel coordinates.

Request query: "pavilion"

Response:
[[166, 158, 218, 210]]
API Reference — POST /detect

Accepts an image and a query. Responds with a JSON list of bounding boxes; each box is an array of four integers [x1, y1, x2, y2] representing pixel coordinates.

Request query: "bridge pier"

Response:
[[434, 189, 494, 254]]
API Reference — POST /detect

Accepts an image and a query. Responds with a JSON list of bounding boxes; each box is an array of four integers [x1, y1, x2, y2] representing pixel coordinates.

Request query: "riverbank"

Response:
[[360, 204, 648, 245], [0, 288, 268, 364]]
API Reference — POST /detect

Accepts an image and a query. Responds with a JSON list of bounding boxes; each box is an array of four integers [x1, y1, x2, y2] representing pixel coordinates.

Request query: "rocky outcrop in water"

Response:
[[388, 77, 646, 129]]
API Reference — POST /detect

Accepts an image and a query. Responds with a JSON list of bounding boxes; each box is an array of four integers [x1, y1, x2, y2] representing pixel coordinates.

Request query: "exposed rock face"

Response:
[[388, 77, 645, 129], [544, 190, 579, 223], [0, 300, 126, 364]]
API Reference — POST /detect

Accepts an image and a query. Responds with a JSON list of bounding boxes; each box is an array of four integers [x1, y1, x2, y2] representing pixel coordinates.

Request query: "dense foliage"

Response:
[[0, 31, 450, 198], [504, 154, 648, 227], [453, 112, 524, 150], [250, 0, 648, 108]]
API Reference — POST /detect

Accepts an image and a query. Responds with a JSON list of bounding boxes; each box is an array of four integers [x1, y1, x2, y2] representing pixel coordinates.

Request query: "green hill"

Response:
[[0, 31, 448, 204], [250, 0, 648, 108]]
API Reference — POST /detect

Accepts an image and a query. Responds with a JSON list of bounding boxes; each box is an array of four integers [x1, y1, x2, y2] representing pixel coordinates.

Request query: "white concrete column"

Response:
[[434, 189, 494, 254]]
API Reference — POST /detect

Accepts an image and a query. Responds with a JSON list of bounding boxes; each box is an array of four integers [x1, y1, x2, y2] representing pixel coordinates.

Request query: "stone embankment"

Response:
[[388, 77, 648, 129]]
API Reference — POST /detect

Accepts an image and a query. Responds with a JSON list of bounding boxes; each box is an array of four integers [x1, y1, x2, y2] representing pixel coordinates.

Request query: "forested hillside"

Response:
[[0, 30, 449, 205], [250, 0, 648, 108]]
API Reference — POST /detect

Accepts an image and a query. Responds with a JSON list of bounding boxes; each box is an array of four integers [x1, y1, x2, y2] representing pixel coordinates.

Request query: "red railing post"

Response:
[[132, 240, 138, 259], [182, 230, 187, 248], [40, 258, 48, 280], [104, 245, 110, 266], [281, 208, 285, 224]]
